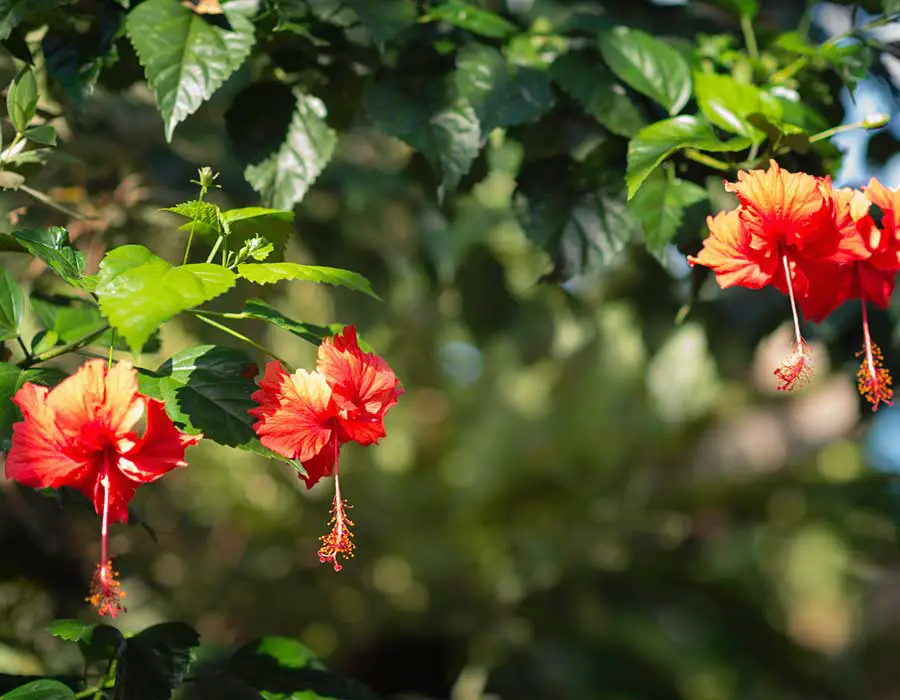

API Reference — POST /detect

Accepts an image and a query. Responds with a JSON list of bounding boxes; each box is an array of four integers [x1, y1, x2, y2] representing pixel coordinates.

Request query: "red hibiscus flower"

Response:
[[249, 326, 403, 571], [4, 360, 200, 617]]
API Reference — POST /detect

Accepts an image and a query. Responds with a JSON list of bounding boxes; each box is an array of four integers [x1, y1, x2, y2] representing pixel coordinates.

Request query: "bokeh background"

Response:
[[5, 1, 900, 699]]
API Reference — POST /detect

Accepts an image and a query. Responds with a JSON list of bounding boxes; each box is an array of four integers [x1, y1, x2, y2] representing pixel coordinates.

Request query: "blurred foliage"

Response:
[[4, 0, 900, 699]]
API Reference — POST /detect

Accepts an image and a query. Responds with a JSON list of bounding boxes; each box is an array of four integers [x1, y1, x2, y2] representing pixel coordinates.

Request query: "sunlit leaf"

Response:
[[237, 262, 380, 300], [0, 267, 24, 340]]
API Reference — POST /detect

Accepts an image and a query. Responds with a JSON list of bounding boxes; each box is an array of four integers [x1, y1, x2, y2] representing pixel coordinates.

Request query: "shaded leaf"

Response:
[[628, 170, 708, 255], [626, 116, 751, 199], [598, 26, 691, 116], [365, 75, 479, 192], [12, 227, 86, 286], [237, 262, 380, 300], [550, 50, 645, 138], [454, 43, 555, 137], [0, 0, 65, 41], [421, 0, 516, 38], [0, 267, 24, 340], [346, 0, 416, 43], [226, 83, 336, 211], [126, 0, 255, 141], [95, 245, 237, 352], [22, 125, 56, 146], [113, 623, 199, 700], [80, 625, 126, 667], [0, 680, 76, 700], [235, 298, 345, 346], [46, 619, 95, 643]]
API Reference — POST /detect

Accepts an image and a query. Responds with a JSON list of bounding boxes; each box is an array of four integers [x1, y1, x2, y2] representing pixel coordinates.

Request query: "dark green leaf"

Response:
[[95, 245, 237, 352], [221, 207, 294, 258], [421, 0, 516, 38], [7, 65, 37, 132], [346, 0, 416, 43], [550, 50, 645, 138], [598, 27, 691, 116], [237, 262, 380, 300], [365, 75, 479, 192], [153, 345, 258, 447], [0, 0, 66, 41], [226, 83, 336, 211], [712, 0, 759, 19], [12, 227, 86, 286], [22, 124, 56, 146], [126, 0, 255, 141], [113, 623, 199, 700], [0, 680, 76, 700], [628, 170, 708, 255], [234, 298, 346, 346], [453, 43, 555, 137], [0, 267, 23, 340], [79, 625, 126, 667], [626, 116, 751, 199]]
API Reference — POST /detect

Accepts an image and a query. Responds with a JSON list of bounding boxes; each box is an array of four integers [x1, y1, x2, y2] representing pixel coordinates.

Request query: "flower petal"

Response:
[[118, 398, 201, 484], [5, 382, 92, 489], [687, 209, 776, 289], [249, 362, 336, 462]]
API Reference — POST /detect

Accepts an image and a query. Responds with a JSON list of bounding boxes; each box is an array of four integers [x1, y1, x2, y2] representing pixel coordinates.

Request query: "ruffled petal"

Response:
[[687, 209, 777, 289], [299, 434, 339, 489], [249, 363, 336, 462], [118, 398, 200, 484], [5, 382, 92, 489]]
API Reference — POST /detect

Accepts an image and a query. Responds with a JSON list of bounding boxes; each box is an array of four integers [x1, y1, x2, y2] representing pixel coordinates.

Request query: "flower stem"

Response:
[[21, 324, 110, 368], [182, 191, 206, 265], [15, 335, 29, 360], [206, 235, 224, 264], [740, 14, 759, 60], [192, 312, 291, 366]]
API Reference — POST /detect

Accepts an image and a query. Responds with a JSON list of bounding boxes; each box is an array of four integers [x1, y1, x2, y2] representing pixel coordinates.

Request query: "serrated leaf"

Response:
[[12, 227, 86, 286], [46, 619, 95, 643], [346, 0, 416, 43], [22, 124, 56, 146], [30, 294, 160, 353], [153, 345, 258, 447], [227, 85, 336, 211], [162, 200, 221, 233], [0, 362, 66, 451], [237, 262, 380, 300], [95, 244, 237, 352], [693, 72, 782, 140], [421, 0, 516, 38], [598, 26, 691, 116], [626, 116, 752, 199], [365, 76, 479, 192], [0, 267, 23, 340], [550, 50, 645, 138], [453, 43, 555, 137], [7, 65, 37, 132], [0, 680, 76, 700], [113, 623, 200, 700], [235, 299, 346, 346], [628, 171, 708, 255], [126, 0, 255, 141]]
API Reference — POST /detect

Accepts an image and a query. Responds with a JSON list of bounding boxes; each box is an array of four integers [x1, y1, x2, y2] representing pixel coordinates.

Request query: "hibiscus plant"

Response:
[[2, 0, 900, 699]]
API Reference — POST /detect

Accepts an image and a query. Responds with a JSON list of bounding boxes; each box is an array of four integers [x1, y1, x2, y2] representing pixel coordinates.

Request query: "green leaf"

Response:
[[95, 245, 237, 352], [234, 299, 346, 346], [550, 50, 645, 138], [126, 0, 256, 141], [30, 294, 160, 353], [346, 0, 416, 43], [237, 262, 381, 300], [112, 623, 199, 700], [7, 65, 37, 132], [153, 345, 258, 448], [0, 0, 67, 41], [453, 43, 556, 136], [79, 625, 126, 667], [0, 362, 66, 451], [598, 26, 692, 116], [365, 76, 479, 192], [0, 680, 76, 700], [162, 200, 221, 234], [0, 267, 23, 340], [628, 171, 708, 255], [46, 619, 95, 643], [712, 0, 759, 19], [693, 72, 782, 139], [626, 116, 751, 199], [22, 124, 56, 146], [226, 84, 337, 211], [421, 0, 517, 38], [12, 227, 86, 286], [29, 329, 58, 355], [223, 207, 294, 255]]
